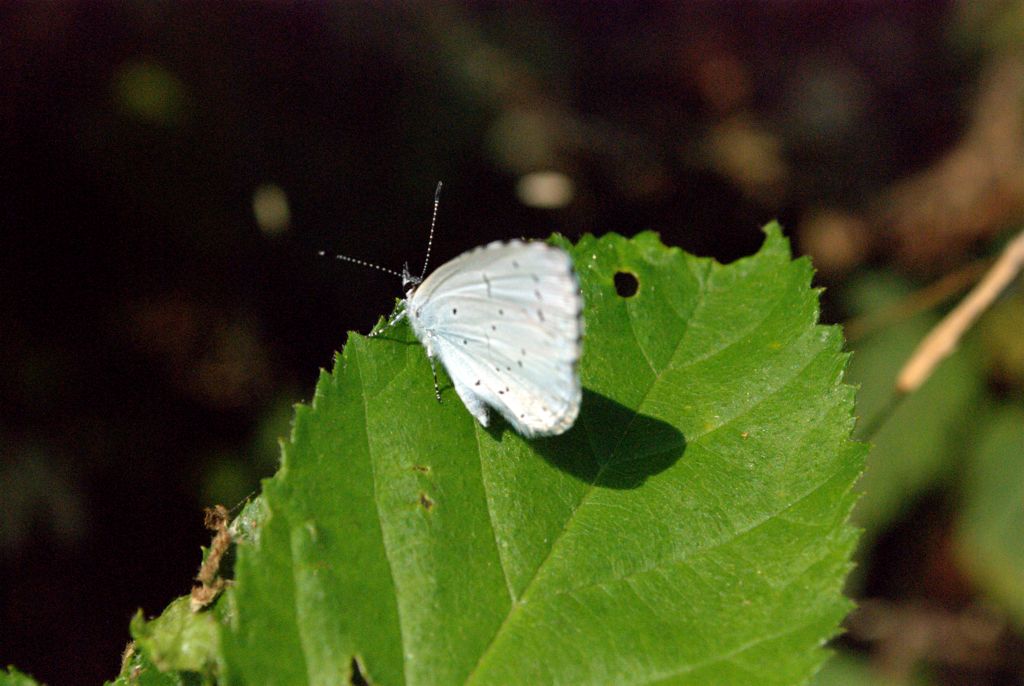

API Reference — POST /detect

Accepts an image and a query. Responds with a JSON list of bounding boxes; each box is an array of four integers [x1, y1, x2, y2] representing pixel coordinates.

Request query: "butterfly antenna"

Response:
[[419, 181, 443, 280], [317, 251, 405, 280]]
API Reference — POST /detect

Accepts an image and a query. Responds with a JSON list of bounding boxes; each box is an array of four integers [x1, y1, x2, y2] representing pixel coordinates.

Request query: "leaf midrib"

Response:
[[464, 256, 801, 683], [526, 337, 846, 605], [464, 263, 717, 683]]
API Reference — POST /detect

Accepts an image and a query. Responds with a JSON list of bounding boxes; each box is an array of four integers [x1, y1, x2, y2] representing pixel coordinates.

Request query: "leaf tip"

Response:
[[759, 220, 795, 259]]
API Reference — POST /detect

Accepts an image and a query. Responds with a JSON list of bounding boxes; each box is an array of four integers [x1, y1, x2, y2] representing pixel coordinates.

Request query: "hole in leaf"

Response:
[[614, 270, 639, 297]]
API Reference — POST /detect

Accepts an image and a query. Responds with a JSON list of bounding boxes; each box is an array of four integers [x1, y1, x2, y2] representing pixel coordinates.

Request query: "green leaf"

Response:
[[220, 227, 864, 685], [955, 404, 1024, 626], [130, 597, 220, 677], [106, 645, 187, 686], [843, 273, 984, 540], [0, 667, 41, 686]]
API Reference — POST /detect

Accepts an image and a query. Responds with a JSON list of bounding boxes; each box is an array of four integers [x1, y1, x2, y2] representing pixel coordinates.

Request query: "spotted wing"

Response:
[[409, 240, 583, 437]]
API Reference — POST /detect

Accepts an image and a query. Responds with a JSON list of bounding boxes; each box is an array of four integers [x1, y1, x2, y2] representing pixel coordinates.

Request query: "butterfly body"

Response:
[[405, 239, 583, 437]]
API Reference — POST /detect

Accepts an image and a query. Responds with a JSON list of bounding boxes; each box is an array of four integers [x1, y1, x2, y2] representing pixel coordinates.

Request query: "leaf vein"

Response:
[[463, 270, 720, 681], [688, 328, 836, 442], [625, 302, 658, 374], [631, 617, 823, 685], [542, 460, 840, 603], [668, 268, 805, 377]]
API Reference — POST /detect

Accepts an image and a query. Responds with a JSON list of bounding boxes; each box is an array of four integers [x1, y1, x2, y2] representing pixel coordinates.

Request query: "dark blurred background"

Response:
[[2, 3, 1023, 685]]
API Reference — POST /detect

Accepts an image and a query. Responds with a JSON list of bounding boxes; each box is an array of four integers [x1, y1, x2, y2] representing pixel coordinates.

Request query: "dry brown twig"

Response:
[[897, 228, 1024, 394], [190, 504, 232, 612], [843, 258, 990, 343]]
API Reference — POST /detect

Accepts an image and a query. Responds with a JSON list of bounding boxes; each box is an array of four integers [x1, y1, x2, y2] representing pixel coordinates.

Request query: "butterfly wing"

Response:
[[408, 240, 583, 437]]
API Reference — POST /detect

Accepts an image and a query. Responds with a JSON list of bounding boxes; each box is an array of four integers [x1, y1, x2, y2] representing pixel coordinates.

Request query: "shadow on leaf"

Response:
[[490, 389, 686, 489]]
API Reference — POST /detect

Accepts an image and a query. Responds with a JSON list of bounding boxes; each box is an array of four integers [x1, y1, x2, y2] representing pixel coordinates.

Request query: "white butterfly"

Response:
[[327, 184, 583, 437]]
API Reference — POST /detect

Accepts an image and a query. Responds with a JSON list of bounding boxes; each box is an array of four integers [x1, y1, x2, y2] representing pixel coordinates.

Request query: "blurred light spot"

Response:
[[252, 184, 291, 235], [114, 61, 186, 127], [487, 108, 558, 173], [516, 171, 574, 209], [799, 210, 869, 276], [706, 118, 787, 201]]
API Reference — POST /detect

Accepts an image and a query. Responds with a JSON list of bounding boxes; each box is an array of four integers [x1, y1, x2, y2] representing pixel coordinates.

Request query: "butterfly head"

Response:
[[401, 262, 423, 291]]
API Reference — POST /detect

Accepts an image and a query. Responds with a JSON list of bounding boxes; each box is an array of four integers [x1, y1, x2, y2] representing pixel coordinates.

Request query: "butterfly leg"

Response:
[[369, 303, 407, 338], [420, 335, 442, 403], [428, 355, 442, 403]]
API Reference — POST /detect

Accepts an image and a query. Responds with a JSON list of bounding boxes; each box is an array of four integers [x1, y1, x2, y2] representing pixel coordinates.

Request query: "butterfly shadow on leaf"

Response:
[[499, 389, 687, 490]]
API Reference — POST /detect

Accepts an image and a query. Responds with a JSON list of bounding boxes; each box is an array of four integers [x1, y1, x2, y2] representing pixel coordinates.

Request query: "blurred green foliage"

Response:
[[844, 274, 985, 544], [955, 405, 1024, 626]]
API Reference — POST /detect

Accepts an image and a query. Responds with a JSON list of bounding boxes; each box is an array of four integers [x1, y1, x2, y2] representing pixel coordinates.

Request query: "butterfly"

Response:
[[325, 183, 583, 437]]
